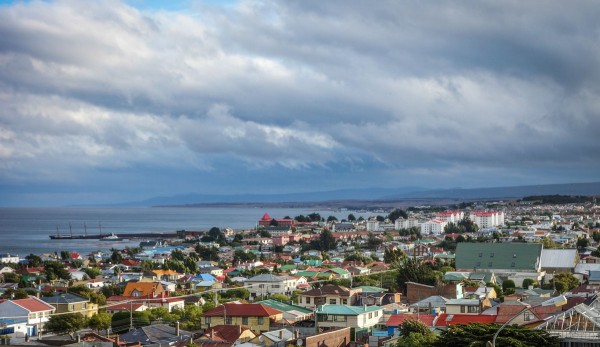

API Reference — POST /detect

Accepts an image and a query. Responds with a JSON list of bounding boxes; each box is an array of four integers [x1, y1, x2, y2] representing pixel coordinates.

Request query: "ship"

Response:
[[100, 233, 124, 241]]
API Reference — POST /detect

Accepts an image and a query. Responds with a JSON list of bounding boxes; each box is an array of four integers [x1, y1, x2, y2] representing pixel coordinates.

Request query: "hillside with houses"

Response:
[[0, 196, 599, 346]]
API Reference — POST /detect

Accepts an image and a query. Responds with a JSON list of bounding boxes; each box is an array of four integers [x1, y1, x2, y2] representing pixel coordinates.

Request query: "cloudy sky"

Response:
[[1, 0, 599, 206]]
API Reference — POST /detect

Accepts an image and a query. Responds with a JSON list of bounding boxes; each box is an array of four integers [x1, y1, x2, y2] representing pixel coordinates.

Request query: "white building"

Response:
[[0, 254, 19, 264], [316, 304, 383, 331], [244, 274, 307, 298], [434, 210, 464, 223], [395, 218, 420, 230], [420, 219, 448, 235], [0, 296, 55, 336], [366, 220, 380, 232], [469, 211, 505, 228]]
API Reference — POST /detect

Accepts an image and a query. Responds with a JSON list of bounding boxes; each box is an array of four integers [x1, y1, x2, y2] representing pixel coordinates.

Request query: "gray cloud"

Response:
[[0, 0, 599, 203]]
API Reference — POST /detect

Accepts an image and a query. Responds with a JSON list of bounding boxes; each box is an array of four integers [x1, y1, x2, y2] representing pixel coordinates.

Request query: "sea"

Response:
[[0, 207, 376, 256]]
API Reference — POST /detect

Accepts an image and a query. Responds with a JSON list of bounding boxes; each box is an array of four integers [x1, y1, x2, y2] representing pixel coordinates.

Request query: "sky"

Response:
[[0, 0, 599, 206]]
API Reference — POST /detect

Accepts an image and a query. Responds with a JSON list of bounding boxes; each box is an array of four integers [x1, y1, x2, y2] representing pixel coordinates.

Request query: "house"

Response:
[[445, 299, 484, 315], [455, 243, 544, 286], [324, 267, 350, 279], [40, 293, 98, 318], [200, 303, 283, 332], [0, 296, 55, 336], [105, 302, 148, 314], [315, 305, 383, 340], [123, 281, 165, 298], [244, 274, 304, 298], [249, 329, 294, 347], [202, 325, 256, 343], [106, 295, 185, 312], [119, 323, 192, 345], [0, 254, 19, 264], [257, 299, 313, 322], [409, 295, 449, 314], [151, 269, 184, 281], [297, 285, 361, 308], [301, 327, 351, 347]]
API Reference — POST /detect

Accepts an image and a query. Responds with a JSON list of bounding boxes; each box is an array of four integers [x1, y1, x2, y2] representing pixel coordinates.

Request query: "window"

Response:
[[329, 299, 336, 304], [242, 317, 248, 325], [460, 306, 466, 313], [272, 284, 280, 289], [468, 306, 478, 313], [368, 312, 372, 319], [69, 304, 74, 311], [524, 312, 533, 321], [333, 315, 347, 322], [258, 317, 264, 325], [341, 299, 347, 304], [306, 297, 311, 304], [511, 262, 516, 267], [478, 253, 483, 257], [225, 317, 232, 324], [490, 253, 494, 258], [476, 262, 481, 267], [488, 262, 493, 267], [205, 317, 211, 325]]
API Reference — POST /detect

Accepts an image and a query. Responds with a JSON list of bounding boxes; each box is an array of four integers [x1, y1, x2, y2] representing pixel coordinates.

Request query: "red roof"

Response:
[[261, 213, 271, 221], [203, 325, 253, 342], [434, 314, 496, 327], [12, 297, 55, 312], [386, 314, 436, 327], [203, 303, 282, 317], [106, 302, 146, 311]]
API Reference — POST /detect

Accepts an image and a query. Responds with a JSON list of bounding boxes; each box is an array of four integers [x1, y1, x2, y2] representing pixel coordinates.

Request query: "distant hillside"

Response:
[[381, 182, 600, 200], [119, 186, 426, 207]]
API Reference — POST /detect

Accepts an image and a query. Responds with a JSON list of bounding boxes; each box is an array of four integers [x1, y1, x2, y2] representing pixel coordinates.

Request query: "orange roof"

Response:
[[123, 281, 163, 297], [153, 269, 181, 276], [203, 303, 282, 317], [203, 325, 254, 342]]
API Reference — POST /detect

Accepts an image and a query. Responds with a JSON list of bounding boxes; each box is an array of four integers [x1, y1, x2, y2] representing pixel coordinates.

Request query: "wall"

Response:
[[304, 327, 351, 347]]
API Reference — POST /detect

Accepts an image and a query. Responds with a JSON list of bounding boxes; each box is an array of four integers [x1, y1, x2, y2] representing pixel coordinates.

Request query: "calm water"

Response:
[[0, 207, 374, 256]]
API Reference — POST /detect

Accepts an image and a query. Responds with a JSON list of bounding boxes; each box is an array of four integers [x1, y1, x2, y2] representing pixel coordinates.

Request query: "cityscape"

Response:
[[1, 1, 600, 347]]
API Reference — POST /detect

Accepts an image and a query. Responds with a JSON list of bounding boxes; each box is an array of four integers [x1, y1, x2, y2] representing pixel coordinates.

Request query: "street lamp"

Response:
[[489, 295, 567, 347]]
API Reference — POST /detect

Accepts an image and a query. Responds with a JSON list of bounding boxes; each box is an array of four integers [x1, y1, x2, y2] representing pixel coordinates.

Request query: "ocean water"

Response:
[[0, 207, 374, 256]]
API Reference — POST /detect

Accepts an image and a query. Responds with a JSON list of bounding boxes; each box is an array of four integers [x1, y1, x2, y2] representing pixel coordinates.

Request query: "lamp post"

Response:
[[489, 295, 567, 347]]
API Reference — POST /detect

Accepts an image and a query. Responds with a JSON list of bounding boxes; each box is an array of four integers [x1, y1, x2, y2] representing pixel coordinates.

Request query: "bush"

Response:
[[522, 278, 537, 289]]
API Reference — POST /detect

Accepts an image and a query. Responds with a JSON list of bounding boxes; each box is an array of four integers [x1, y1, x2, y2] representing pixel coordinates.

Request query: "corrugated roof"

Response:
[[456, 243, 542, 271], [540, 249, 578, 269], [12, 297, 55, 312], [203, 303, 282, 317], [317, 304, 381, 315], [257, 299, 312, 314]]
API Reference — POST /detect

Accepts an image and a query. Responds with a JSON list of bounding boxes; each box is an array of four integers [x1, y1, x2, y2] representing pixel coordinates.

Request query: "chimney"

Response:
[[239, 325, 242, 334], [114, 335, 120, 347], [279, 330, 283, 339], [528, 285, 534, 290], [176, 321, 180, 337], [76, 335, 80, 343], [211, 329, 215, 340]]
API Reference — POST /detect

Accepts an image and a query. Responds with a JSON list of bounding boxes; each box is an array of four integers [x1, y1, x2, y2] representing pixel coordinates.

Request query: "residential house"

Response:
[[244, 274, 305, 298], [0, 296, 55, 336], [249, 329, 294, 347], [123, 281, 165, 298], [298, 285, 361, 308], [0, 254, 19, 264], [540, 248, 579, 279], [315, 305, 383, 341], [202, 325, 256, 343], [119, 323, 192, 346], [445, 299, 484, 315], [200, 303, 283, 333], [41, 293, 98, 318], [257, 299, 313, 322]]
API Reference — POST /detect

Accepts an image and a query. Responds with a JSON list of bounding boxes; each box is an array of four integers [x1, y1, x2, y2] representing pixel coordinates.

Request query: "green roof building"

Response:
[[455, 243, 543, 287]]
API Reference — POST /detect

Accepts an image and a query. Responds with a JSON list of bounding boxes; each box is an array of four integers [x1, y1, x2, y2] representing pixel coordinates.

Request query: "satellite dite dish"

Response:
[[258, 336, 265, 343], [296, 339, 303, 346]]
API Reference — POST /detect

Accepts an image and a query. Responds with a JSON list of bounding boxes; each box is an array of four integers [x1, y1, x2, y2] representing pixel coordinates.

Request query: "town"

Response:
[[1, 195, 600, 347]]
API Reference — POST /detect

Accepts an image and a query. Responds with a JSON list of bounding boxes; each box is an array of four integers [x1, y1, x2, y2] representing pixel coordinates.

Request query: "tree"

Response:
[[367, 233, 383, 250], [46, 313, 87, 339], [318, 229, 336, 251], [433, 323, 559, 347], [388, 209, 408, 222], [44, 261, 71, 281], [593, 231, 600, 243], [111, 311, 150, 332], [577, 237, 590, 249], [327, 216, 338, 222], [522, 278, 537, 289], [88, 312, 112, 332], [552, 273, 580, 293], [269, 293, 289, 302], [348, 214, 356, 221], [223, 288, 250, 300], [399, 318, 430, 337], [259, 229, 272, 238], [384, 248, 405, 264], [25, 253, 42, 267], [110, 250, 122, 264], [396, 258, 440, 293], [502, 279, 516, 295], [397, 331, 437, 347], [542, 236, 557, 249]]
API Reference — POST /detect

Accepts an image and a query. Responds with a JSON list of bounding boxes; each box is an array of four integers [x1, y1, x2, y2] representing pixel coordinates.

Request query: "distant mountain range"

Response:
[[117, 182, 600, 207]]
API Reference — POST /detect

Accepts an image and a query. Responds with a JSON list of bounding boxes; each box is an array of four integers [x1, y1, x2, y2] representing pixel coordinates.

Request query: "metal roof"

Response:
[[455, 243, 542, 271], [540, 249, 578, 269]]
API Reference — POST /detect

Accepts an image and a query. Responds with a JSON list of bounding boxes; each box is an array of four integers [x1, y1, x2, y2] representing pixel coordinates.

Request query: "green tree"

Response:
[[522, 278, 537, 289], [577, 237, 590, 249], [45, 313, 87, 339], [397, 331, 437, 347], [269, 293, 289, 302], [399, 318, 430, 337], [384, 248, 405, 264], [88, 312, 112, 332], [388, 209, 408, 222], [542, 236, 557, 249], [111, 311, 150, 332], [348, 214, 356, 221], [396, 258, 440, 293], [552, 273, 580, 293], [433, 323, 558, 347], [110, 250, 122, 264], [25, 253, 42, 267], [44, 261, 71, 281], [593, 231, 600, 243], [318, 229, 336, 251], [223, 288, 250, 300], [502, 279, 516, 295]]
